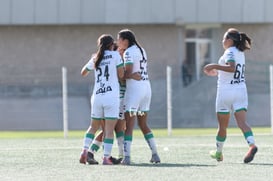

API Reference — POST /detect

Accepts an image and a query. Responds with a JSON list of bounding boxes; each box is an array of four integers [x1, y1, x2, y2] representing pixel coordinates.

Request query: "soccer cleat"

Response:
[[117, 158, 123, 163], [79, 149, 88, 164], [87, 151, 99, 165], [121, 156, 131, 165], [102, 157, 113, 165], [150, 153, 161, 163], [109, 156, 122, 164], [244, 145, 258, 163], [210, 150, 223, 161]]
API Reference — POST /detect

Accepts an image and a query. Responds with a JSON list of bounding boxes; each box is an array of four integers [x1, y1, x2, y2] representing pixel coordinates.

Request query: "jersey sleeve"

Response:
[[224, 49, 235, 63], [114, 52, 124, 68], [124, 50, 133, 65], [85, 57, 95, 71]]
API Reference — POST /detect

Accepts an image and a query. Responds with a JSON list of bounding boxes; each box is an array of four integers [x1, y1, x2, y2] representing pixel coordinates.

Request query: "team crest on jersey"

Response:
[[124, 52, 130, 60], [227, 51, 234, 60]]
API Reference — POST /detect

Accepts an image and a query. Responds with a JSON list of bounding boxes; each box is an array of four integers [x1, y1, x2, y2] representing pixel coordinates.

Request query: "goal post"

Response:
[[62, 67, 68, 138], [166, 66, 172, 136], [269, 65, 273, 134]]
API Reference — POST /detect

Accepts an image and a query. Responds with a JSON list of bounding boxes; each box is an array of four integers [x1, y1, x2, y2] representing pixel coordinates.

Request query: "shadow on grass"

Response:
[[128, 163, 216, 167], [244, 163, 273, 166]]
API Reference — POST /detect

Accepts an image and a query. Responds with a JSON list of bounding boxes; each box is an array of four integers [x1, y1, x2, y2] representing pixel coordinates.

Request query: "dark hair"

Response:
[[94, 34, 114, 69], [118, 29, 145, 59], [113, 42, 118, 51], [226, 28, 251, 52]]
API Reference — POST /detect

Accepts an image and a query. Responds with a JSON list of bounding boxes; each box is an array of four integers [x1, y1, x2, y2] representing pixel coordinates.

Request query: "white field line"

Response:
[[0, 143, 273, 151]]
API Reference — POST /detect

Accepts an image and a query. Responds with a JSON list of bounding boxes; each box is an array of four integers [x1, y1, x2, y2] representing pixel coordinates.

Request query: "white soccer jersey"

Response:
[[85, 50, 123, 97], [124, 45, 149, 83], [217, 46, 246, 89], [84, 50, 123, 119], [216, 46, 248, 113], [123, 45, 151, 113]]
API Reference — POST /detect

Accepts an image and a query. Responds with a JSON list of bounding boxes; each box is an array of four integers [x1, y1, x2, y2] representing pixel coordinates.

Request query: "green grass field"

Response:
[[1, 128, 273, 181]]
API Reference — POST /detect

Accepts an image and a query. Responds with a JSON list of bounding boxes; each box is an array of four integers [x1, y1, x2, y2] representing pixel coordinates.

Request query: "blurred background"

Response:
[[0, 0, 272, 130]]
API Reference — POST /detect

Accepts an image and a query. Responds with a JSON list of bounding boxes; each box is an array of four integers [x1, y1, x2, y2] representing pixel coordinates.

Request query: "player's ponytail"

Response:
[[227, 28, 251, 52], [94, 34, 114, 69], [118, 29, 145, 60], [238, 32, 251, 51], [134, 41, 145, 60]]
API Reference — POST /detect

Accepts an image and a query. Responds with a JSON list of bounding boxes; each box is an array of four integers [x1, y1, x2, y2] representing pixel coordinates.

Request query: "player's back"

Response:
[[93, 50, 121, 97], [218, 46, 246, 89], [124, 45, 149, 88]]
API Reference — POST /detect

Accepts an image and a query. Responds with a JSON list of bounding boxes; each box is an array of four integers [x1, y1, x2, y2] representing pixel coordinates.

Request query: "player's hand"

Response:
[[118, 48, 125, 57], [203, 64, 218, 76], [131, 72, 142, 80]]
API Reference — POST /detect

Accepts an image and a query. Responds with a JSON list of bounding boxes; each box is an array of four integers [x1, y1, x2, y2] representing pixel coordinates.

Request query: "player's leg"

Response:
[[235, 109, 255, 144], [234, 88, 257, 163], [102, 118, 117, 165], [105, 119, 125, 165], [210, 113, 229, 161], [87, 130, 103, 164], [79, 119, 101, 164], [137, 113, 160, 163], [114, 119, 125, 160], [137, 83, 160, 163], [102, 98, 119, 165], [210, 89, 231, 161], [89, 120, 104, 153], [80, 96, 103, 164], [234, 110, 257, 163], [115, 98, 126, 160], [107, 97, 126, 164], [122, 111, 136, 165], [89, 130, 103, 153], [122, 88, 139, 165]]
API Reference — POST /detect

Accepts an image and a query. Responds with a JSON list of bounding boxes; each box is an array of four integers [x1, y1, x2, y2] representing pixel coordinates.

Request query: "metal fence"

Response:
[[0, 60, 271, 130]]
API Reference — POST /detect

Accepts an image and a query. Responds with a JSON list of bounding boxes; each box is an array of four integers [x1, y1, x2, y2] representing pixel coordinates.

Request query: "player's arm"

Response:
[[204, 61, 235, 73], [81, 65, 90, 77], [209, 50, 236, 73], [130, 72, 141, 80], [81, 55, 96, 77], [81, 54, 96, 77], [117, 65, 124, 80], [124, 63, 133, 79], [123, 64, 141, 80], [81, 59, 94, 77]]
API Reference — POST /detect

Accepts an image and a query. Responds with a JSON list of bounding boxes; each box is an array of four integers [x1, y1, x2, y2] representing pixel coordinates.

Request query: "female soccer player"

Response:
[[117, 29, 161, 165], [86, 45, 127, 165], [86, 44, 141, 165], [203, 28, 258, 163], [79, 34, 124, 165]]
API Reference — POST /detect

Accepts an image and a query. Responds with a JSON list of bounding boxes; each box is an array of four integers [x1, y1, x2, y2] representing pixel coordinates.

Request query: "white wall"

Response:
[[0, 0, 272, 25]]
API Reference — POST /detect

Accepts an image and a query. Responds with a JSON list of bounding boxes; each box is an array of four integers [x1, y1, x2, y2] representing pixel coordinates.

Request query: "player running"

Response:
[[203, 28, 258, 163], [117, 29, 161, 165], [79, 34, 124, 165]]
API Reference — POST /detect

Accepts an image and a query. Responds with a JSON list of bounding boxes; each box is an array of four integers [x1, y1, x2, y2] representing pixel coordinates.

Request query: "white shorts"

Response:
[[216, 87, 248, 114], [91, 95, 119, 120], [124, 81, 151, 114]]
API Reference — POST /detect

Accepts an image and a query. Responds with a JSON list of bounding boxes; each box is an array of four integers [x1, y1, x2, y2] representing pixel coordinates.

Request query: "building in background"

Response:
[[0, 0, 272, 130]]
